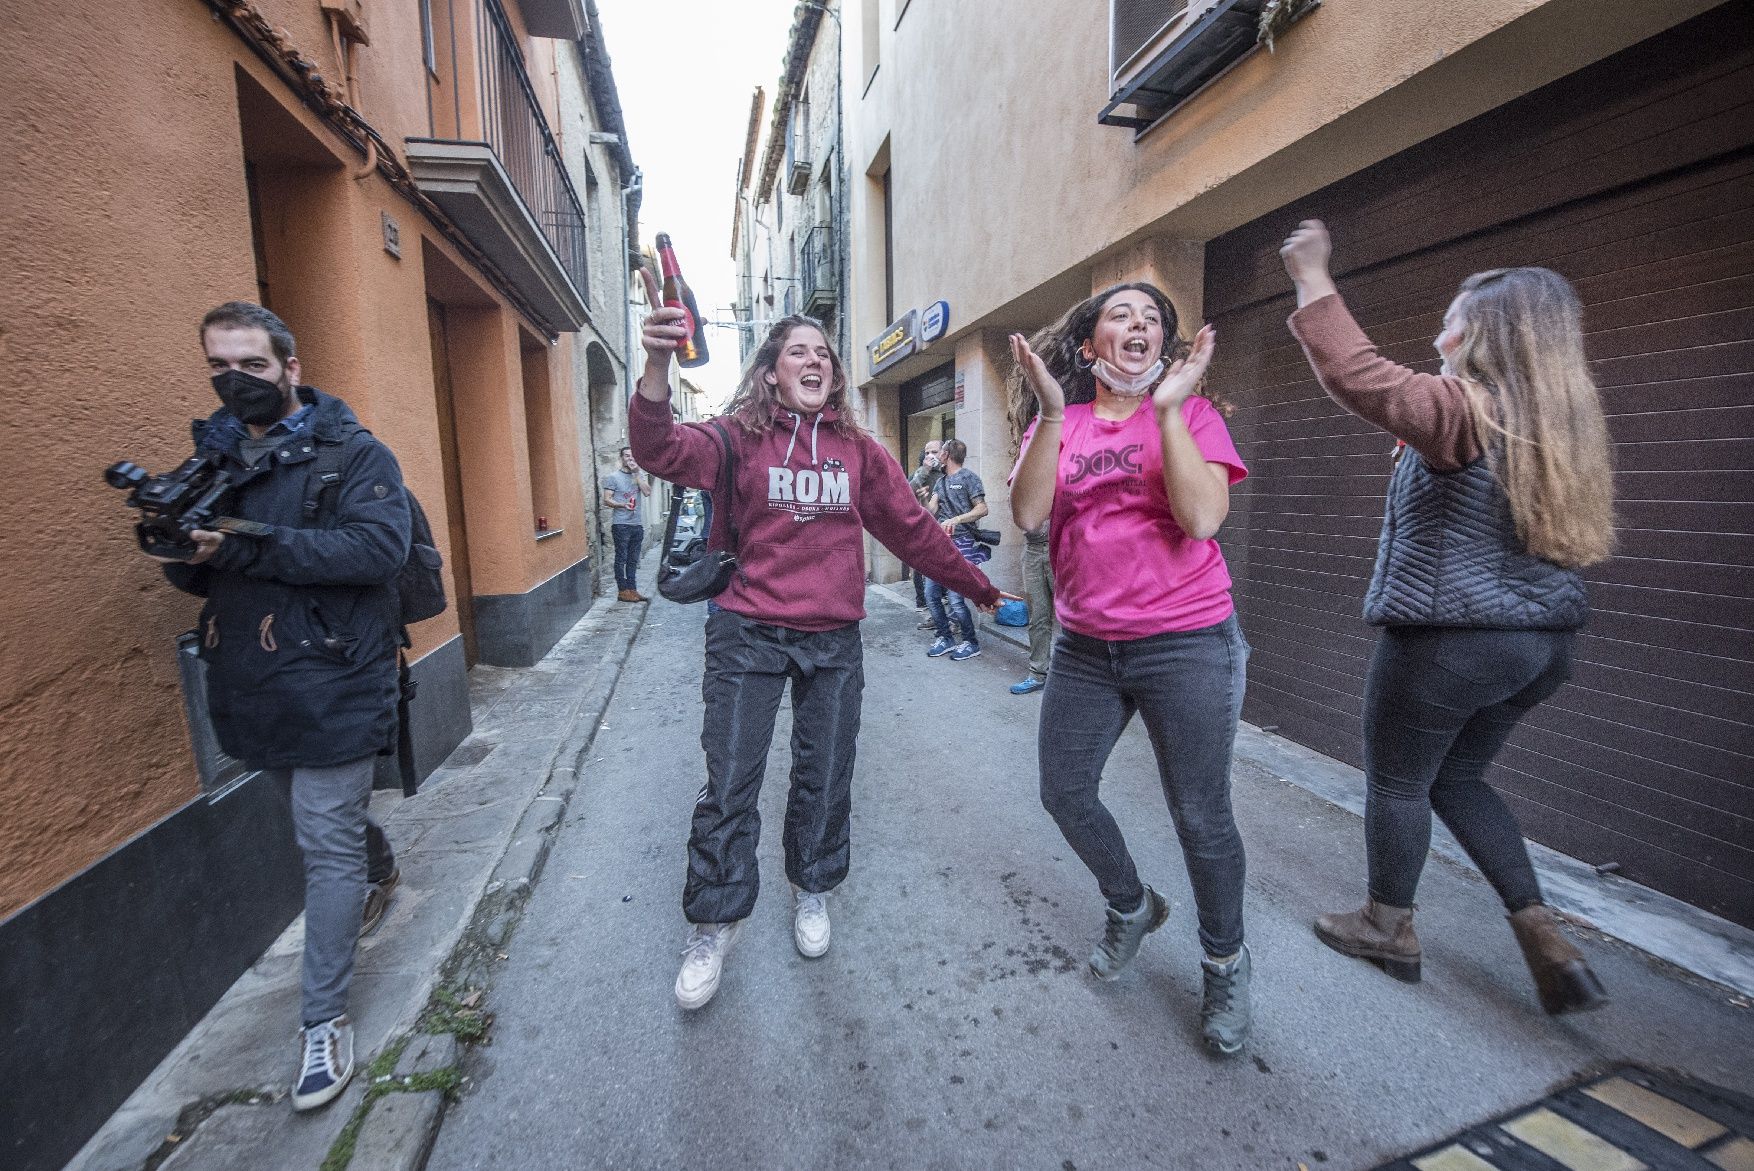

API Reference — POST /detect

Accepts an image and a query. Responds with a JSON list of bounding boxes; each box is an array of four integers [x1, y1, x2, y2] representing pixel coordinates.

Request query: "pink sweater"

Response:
[[630, 391, 1001, 631]]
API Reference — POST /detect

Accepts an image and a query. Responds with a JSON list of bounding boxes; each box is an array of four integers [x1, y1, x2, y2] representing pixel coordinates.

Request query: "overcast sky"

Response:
[[594, 0, 799, 406]]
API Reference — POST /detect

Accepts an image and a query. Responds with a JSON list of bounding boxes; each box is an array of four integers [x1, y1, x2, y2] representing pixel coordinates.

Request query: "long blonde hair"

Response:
[[1449, 267, 1615, 568]]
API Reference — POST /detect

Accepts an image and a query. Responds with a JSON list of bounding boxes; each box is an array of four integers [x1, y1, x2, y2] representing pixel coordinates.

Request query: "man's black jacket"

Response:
[[165, 387, 412, 769]]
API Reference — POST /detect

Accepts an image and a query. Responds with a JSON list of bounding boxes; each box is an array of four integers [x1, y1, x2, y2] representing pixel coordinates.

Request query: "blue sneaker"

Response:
[[1009, 677, 1045, 695], [927, 637, 955, 658], [292, 1015, 354, 1111], [948, 641, 981, 661]]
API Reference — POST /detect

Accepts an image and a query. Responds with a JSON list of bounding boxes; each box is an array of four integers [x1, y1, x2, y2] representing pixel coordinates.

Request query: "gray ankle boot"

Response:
[[1200, 944, 1252, 1056], [1088, 886, 1170, 980]]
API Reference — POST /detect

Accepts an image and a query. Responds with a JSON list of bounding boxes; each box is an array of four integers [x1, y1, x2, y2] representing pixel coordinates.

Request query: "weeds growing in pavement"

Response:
[[421, 984, 491, 1041]]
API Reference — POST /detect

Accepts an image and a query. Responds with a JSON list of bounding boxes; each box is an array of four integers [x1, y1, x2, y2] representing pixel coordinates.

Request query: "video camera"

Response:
[[104, 456, 265, 559]]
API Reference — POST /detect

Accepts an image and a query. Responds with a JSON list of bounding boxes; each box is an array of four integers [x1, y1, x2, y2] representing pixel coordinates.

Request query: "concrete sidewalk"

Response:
[[66, 572, 657, 1171]]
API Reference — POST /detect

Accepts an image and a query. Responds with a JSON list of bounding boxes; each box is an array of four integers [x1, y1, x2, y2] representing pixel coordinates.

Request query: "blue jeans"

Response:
[[924, 576, 976, 645], [611, 523, 643, 591], [1038, 616, 1249, 957]]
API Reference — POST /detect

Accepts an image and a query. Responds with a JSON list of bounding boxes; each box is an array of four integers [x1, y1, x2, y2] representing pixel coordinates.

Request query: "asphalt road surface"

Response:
[[427, 589, 1753, 1170]]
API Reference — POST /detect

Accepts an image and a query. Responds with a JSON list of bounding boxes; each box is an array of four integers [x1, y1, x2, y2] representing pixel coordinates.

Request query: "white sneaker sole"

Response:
[[795, 920, 831, 959], [292, 1068, 353, 1111], [674, 923, 740, 1010], [674, 971, 720, 1011]]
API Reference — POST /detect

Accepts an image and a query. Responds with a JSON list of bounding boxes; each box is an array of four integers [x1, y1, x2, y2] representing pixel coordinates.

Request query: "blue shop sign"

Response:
[[919, 300, 951, 345]]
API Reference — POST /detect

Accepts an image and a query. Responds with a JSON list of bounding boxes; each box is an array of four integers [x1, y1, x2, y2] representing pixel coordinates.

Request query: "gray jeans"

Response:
[[1038, 616, 1249, 957], [283, 756, 383, 1025], [1023, 538, 1058, 680]]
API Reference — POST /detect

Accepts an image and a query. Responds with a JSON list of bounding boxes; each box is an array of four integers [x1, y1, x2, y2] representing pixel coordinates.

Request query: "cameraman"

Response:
[[153, 302, 411, 1111]]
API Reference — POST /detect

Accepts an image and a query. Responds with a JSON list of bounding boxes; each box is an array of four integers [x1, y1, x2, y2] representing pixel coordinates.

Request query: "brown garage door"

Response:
[[1204, 0, 1754, 927]]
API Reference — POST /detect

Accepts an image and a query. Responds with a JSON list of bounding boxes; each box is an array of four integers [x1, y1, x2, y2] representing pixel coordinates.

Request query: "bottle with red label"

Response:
[[655, 232, 710, 368]]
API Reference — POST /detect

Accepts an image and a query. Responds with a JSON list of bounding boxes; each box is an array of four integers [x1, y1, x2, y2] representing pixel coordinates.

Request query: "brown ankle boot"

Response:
[[1314, 899, 1421, 983], [1507, 904, 1609, 1015]]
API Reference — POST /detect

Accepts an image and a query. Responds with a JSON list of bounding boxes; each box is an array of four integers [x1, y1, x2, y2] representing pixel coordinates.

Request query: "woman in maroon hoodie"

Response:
[[633, 303, 1004, 1011]]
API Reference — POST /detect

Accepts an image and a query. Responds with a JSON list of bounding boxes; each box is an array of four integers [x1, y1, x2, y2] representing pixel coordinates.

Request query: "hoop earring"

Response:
[[1074, 348, 1095, 371]]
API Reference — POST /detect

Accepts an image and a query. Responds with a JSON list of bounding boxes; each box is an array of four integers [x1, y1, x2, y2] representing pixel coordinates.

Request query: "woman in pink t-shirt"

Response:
[[1009, 282, 1253, 1056]]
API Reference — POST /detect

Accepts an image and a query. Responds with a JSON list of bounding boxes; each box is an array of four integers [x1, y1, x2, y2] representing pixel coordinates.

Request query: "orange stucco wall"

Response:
[[0, 0, 591, 915]]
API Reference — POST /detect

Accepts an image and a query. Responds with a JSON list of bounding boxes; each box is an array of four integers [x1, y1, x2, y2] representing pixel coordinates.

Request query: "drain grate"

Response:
[[1375, 1066, 1754, 1170]]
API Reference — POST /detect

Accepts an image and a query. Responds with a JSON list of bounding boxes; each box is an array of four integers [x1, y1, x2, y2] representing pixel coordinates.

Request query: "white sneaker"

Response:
[[292, 1015, 354, 1111], [793, 889, 831, 958], [674, 921, 742, 1010]]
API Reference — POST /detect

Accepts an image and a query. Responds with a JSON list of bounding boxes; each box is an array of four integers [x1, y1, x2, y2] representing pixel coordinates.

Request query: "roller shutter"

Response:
[[1204, 0, 1754, 926]]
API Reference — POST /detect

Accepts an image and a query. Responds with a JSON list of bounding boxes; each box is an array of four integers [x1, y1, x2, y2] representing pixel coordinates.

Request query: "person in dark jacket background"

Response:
[[154, 302, 412, 1109], [1281, 221, 1615, 1017], [634, 279, 1006, 1013]]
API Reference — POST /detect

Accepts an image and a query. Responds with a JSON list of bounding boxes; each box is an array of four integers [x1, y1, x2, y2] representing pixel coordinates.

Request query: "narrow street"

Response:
[[425, 590, 1754, 1170]]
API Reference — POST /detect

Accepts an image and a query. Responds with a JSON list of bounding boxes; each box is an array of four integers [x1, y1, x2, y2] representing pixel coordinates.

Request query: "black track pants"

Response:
[[685, 610, 864, 924]]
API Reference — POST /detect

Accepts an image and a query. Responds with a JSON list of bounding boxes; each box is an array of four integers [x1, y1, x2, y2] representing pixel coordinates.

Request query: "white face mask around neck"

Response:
[[1092, 356, 1164, 397]]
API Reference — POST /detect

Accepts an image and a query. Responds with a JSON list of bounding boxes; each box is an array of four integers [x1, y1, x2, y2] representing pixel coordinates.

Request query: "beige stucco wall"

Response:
[[848, 0, 1722, 364], [839, 0, 1720, 572]]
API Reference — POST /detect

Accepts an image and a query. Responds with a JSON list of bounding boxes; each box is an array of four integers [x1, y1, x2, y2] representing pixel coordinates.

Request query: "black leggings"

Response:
[[1364, 626, 1574, 912]]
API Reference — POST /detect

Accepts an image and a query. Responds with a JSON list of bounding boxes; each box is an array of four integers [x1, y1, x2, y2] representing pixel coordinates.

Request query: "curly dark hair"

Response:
[[1007, 282, 1229, 449]]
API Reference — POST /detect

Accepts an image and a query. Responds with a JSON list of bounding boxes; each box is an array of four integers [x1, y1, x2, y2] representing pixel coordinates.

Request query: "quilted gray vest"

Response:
[[1364, 451, 1588, 629]]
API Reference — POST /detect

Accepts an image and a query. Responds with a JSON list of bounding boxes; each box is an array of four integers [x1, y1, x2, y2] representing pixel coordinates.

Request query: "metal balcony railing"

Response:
[[478, 0, 588, 296], [801, 223, 837, 314]]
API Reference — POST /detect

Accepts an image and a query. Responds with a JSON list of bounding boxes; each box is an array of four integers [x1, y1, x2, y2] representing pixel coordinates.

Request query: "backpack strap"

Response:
[[304, 421, 362, 528]]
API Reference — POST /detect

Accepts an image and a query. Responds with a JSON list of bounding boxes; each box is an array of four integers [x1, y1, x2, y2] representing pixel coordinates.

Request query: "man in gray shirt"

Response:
[[602, 446, 651, 602]]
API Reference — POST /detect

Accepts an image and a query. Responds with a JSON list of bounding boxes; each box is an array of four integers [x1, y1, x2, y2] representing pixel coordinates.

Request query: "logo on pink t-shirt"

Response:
[[1019, 397, 1247, 640]]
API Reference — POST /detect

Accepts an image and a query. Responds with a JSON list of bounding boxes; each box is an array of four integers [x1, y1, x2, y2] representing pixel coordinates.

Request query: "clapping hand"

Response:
[[1151, 324, 1216, 416], [1009, 333, 1065, 422]]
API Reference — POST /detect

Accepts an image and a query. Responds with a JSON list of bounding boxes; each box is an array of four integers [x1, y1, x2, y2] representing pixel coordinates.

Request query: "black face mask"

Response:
[[212, 368, 290, 426]]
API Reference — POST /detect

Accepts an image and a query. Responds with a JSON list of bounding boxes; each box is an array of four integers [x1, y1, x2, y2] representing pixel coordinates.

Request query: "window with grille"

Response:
[[1111, 0, 1188, 80]]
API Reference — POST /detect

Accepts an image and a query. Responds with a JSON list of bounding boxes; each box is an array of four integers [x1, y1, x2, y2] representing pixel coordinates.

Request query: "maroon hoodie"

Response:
[[630, 390, 1001, 631]]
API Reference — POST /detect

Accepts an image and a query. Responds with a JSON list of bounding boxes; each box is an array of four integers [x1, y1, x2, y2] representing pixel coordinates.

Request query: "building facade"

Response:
[[0, 1, 636, 1165], [732, 2, 850, 367], [844, 0, 1752, 927]]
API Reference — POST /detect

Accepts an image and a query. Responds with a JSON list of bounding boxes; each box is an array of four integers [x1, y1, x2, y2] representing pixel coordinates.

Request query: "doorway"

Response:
[[426, 298, 479, 666]]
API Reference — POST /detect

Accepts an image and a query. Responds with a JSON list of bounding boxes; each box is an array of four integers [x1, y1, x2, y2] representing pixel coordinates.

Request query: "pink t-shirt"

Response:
[[1015, 396, 1246, 640]]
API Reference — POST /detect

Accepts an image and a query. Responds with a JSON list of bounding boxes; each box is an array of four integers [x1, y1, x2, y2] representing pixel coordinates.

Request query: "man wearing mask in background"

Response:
[[154, 301, 411, 1112], [907, 440, 944, 618]]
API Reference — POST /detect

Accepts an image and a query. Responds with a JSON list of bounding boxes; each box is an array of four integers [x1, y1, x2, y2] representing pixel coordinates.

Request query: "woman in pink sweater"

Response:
[[635, 297, 1003, 1012], [1281, 220, 1615, 1016]]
